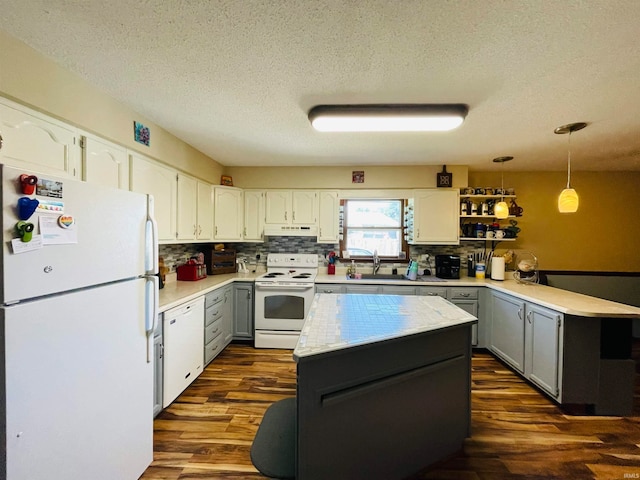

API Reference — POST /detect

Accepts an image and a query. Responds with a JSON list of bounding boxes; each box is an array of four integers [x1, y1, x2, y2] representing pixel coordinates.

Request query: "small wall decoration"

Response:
[[134, 121, 150, 146], [221, 175, 233, 186], [352, 171, 364, 183], [436, 165, 452, 187]]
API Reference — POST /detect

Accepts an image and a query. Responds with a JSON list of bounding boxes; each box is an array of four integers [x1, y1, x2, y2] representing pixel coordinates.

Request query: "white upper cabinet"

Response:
[[265, 190, 290, 225], [196, 181, 214, 241], [292, 190, 318, 225], [409, 189, 459, 245], [130, 153, 177, 242], [265, 190, 317, 226], [214, 186, 243, 241], [176, 173, 198, 241], [0, 97, 79, 178], [243, 190, 265, 242], [318, 191, 339, 243], [81, 132, 129, 190]]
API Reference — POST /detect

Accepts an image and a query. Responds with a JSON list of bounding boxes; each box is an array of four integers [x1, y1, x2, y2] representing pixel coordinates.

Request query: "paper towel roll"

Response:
[[491, 256, 505, 281]]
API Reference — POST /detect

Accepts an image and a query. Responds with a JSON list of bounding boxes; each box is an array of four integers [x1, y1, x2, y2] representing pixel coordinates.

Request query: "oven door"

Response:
[[254, 282, 315, 331]]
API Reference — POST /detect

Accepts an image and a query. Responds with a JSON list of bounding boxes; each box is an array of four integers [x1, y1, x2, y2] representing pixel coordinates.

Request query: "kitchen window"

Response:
[[340, 199, 409, 262]]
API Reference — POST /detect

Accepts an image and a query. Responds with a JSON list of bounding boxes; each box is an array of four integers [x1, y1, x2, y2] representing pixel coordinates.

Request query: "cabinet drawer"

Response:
[[205, 317, 224, 344], [416, 287, 448, 298], [204, 334, 225, 364], [449, 288, 478, 300], [205, 304, 224, 326], [205, 289, 225, 308], [315, 284, 345, 294]]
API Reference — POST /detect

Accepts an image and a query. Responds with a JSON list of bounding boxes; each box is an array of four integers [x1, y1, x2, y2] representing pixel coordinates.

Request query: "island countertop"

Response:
[[293, 293, 477, 361]]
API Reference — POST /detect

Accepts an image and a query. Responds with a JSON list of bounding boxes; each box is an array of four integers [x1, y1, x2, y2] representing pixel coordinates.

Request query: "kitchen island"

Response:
[[292, 294, 477, 480]]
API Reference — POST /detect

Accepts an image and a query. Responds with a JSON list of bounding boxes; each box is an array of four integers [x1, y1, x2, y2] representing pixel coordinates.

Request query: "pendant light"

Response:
[[554, 122, 587, 213], [492, 156, 513, 219]]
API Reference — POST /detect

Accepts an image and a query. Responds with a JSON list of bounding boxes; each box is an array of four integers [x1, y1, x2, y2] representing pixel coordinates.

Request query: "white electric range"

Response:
[[254, 253, 319, 349]]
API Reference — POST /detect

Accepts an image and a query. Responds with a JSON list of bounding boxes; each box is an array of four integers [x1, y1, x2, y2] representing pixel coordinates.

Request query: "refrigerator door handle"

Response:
[[146, 195, 159, 275], [145, 275, 160, 363]]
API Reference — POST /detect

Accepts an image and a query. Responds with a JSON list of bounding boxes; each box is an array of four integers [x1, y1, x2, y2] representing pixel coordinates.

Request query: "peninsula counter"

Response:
[[293, 294, 477, 480]]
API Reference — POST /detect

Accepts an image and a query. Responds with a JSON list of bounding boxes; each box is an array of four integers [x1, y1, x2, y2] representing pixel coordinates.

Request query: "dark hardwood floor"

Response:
[[141, 341, 640, 480]]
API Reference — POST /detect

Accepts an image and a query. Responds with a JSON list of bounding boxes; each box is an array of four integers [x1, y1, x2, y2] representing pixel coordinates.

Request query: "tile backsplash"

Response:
[[159, 238, 499, 273]]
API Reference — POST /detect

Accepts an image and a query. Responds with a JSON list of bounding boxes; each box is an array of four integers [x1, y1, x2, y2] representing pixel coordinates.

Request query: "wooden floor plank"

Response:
[[141, 342, 640, 480]]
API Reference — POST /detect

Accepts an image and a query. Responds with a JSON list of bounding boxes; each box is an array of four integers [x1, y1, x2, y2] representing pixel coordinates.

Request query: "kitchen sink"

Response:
[[351, 273, 407, 280]]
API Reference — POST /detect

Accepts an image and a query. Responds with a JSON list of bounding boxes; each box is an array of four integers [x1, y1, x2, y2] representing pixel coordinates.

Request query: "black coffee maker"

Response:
[[435, 255, 461, 279]]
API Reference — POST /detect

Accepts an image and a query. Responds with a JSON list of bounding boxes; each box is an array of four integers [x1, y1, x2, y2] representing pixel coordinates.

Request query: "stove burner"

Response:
[[292, 275, 309, 279], [263, 272, 285, 278]]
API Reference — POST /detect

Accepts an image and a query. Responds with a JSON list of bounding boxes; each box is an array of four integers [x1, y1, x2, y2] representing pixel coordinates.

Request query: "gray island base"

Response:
[[294, 294, 477, 480]]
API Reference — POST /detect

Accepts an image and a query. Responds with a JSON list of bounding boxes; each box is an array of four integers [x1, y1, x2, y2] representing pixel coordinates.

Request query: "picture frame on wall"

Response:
[[221, 175, 233, 186], [133, 121, 150, 146]]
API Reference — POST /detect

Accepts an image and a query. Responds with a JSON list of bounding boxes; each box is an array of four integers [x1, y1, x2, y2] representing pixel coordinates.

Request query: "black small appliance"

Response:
[[435, 254, 461, 279]]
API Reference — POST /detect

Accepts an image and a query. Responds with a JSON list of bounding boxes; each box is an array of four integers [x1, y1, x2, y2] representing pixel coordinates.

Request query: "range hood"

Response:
[[263, 225, 318, 237]]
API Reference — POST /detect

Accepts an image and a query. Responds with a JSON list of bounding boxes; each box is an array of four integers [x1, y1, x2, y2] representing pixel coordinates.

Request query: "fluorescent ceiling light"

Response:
[[308, 104, 468, 132]]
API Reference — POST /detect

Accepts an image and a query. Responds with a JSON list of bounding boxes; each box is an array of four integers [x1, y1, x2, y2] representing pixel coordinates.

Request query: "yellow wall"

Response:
[[226, 165, 468, 189], [469, 171, 640, 272], [0, 30, 223, 184]]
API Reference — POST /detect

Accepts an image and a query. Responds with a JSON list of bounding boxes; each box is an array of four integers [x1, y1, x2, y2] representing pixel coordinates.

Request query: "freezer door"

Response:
[[1, 279, 153, 480], [1, 164, 150, 303]]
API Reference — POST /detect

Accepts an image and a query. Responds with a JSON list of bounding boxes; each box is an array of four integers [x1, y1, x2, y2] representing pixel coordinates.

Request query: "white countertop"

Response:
[[159, 271, 261, 312], [293, 294, 477, 361], [159, 271, 640, 318], [315, 274, 640, 318]]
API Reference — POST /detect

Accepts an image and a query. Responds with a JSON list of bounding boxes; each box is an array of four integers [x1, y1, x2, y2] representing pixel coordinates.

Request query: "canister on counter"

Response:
[[475, 262, 486, 279]]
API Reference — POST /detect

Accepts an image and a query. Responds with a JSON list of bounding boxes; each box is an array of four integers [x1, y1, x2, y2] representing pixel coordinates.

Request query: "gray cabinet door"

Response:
[[526, 304, 562, 397], [222, 285, 233, 345], [233, 283, 254, 339], [490, 292, 526, 373], [451, 299, 478, 346]]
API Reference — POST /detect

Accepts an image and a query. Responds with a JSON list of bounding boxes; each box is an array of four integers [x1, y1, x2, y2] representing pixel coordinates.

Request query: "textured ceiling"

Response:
[[1, 0, 640, 171]]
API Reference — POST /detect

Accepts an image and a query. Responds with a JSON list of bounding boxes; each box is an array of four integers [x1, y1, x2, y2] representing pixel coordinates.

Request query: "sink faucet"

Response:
[[372, 250, 381, 275]]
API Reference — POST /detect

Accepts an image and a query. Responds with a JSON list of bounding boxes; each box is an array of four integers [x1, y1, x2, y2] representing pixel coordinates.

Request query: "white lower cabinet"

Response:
[[490, 291, 563, 398]]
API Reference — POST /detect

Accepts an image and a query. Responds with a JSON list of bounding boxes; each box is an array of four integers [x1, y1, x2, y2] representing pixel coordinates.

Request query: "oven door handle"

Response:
[[255, 283, 314, 290]]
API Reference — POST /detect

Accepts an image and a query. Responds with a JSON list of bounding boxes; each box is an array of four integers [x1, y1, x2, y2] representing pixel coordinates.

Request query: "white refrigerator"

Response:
[[0, 164, 158, 479]]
